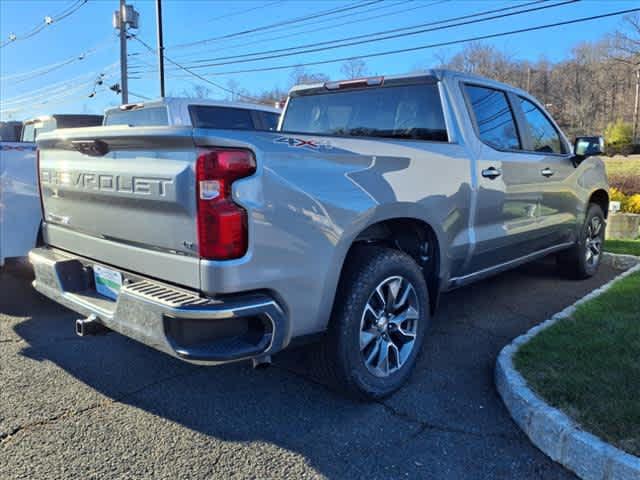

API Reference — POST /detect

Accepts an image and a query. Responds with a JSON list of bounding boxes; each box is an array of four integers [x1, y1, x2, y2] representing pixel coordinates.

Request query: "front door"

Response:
[[514, 95, 579, 247]]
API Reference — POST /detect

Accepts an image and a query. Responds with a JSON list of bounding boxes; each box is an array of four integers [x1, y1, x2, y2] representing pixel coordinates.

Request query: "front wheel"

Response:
[[558, 203, 606, 279], [318, 246, 430, 400]]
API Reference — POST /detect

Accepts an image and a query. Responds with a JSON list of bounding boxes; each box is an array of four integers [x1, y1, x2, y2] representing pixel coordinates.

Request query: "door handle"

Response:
[[541, 168, 555, 178], [482, 167, 502, 179]]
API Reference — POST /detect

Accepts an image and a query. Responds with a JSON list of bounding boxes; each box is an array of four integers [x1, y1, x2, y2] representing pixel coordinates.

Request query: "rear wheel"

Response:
[[317, 246, 429, 400], [558, 203, 606, 279]]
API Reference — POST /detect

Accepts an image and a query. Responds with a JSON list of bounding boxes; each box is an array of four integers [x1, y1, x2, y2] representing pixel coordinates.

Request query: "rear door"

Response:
[[462, 83, 548, 274]]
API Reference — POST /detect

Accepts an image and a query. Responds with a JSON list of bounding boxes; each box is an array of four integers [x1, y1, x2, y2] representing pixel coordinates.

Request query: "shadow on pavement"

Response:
[[4, 256, 619, 478]]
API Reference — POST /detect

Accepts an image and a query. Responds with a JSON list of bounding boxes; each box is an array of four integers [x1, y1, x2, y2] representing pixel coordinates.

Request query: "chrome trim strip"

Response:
[[449, 242, 574, 287]]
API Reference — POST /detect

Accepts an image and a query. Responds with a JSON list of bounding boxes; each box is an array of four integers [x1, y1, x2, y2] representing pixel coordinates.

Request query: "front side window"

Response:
[[518, 97, 565, 154], [464, 84, 520, 151], [281, 83, 448, 142]]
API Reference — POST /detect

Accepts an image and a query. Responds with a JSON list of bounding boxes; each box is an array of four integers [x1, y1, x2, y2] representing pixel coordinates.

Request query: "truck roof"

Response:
[[288, 69, 532, 98], [104, 97, 281, 116], [22, 114, 103, 126]]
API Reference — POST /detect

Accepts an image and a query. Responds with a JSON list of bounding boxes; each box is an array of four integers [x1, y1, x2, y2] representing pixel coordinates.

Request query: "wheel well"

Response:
[[345, 218, 441, 314], [589, 189, 609, 218]]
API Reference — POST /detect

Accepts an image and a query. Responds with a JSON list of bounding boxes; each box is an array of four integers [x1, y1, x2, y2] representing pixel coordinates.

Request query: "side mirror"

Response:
[[573, 136, 604, 160]]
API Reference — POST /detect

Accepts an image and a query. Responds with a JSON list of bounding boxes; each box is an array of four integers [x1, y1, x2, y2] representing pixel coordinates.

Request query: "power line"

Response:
[[172, 0, 428, 61], [0, 75, 116, 115], [2, 63, 120, 107], [129, 90, 152, 100], [1, 86, 112, 116], [207, 0, 284, 23], [183, 6, 640, 77], [180, 0, 563, 69], [168, 0, 381, 50], [132, 36, 260, 102], [1, 0, 89, 48], [0, 36, 117, 83]]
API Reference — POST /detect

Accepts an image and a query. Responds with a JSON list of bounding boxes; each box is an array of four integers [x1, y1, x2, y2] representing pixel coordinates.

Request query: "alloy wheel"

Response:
[[585, 215, 604, 267], [359, 276, 420, 378]]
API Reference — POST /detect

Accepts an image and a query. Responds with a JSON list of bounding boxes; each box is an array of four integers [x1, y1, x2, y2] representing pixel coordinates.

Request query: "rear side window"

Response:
[[518, 97, 566, 154], [260, 111, 280, 131], [281, 84, 448, 142], [464, 85, 520, 151], [104, 107, 168, 126], [21, 118, 56, 142], [189, 106, 255, 130]]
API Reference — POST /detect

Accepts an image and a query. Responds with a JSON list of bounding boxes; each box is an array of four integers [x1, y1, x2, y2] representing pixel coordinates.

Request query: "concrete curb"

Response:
[[495, 253, 640, 480]]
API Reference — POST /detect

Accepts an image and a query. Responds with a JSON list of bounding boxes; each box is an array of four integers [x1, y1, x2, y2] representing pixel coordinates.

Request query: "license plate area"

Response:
[[93, 264, 122, 300]]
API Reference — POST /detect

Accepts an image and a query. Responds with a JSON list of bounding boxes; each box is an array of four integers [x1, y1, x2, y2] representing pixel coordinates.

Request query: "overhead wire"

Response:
[[2, 63, 120, 108], [206, 1, 285, 23], [167, 0, 382, 50], [179, 6, 640, 77], [177, 0, 567, 69], [1, 0, 89, 48], [0, 35, 117, 83], [132, 36, 260, 102], [171, 0, 432, 61]]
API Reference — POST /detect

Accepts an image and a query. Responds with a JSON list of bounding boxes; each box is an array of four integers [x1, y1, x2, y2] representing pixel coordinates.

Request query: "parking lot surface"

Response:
[[0, 258, 625, 479]]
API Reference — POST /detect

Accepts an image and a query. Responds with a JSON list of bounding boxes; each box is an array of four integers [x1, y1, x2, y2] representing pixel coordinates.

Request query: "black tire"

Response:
[[316, 246, 430, 400], [558, 203, 606, 279]]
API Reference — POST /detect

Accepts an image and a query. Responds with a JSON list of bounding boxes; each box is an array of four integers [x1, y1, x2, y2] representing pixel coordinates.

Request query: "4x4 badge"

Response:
[[274, 136, 332, 150]]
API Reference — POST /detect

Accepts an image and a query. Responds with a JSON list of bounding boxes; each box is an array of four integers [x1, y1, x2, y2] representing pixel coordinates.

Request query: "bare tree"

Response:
[[182, 84, 213, 99], [340, 58, 369, 79], [289, 67, 329, 87], [225, 79, 252, 102]]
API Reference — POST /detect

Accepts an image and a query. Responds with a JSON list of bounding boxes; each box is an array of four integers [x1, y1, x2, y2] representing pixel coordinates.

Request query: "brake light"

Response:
[[196, 149, 256, 260], [324, 76, 384, 90], [36, 148, 45, 218]]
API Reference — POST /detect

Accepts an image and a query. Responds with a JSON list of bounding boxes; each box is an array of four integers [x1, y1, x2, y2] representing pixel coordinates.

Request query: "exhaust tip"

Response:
[[251, 355, 272, 369]]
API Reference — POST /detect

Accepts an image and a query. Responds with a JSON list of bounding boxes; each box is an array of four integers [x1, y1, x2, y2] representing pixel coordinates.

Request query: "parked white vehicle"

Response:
[[0, 114, 102, 266]]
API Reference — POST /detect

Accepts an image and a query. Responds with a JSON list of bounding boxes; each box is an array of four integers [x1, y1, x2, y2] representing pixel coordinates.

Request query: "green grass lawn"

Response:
[[604, 155, 640, 178], [605, 239, 640, 256], [515, 271, 640, 457]]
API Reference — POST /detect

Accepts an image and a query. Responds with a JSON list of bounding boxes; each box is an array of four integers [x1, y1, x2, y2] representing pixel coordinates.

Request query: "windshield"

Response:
[[104, 106, 169, 126], [281, 83, 448, 142]]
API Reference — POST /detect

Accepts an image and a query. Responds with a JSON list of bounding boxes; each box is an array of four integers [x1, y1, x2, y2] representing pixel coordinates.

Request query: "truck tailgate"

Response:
[[37, 126, 200, 287]]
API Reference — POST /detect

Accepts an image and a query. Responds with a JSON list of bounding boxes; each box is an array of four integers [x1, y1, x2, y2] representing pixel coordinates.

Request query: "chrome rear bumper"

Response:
[[29, 247, 287, 365]]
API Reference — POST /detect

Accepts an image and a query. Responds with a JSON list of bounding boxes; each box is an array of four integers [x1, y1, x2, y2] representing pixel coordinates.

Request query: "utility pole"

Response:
[[633, 66, 640, 144], [118, 0, 128, 104], [113, 1, 139, 105], [156, 0, 165, 98]]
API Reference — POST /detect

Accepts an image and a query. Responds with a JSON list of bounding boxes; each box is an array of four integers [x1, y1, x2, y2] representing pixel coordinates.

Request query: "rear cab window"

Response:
[[259, 111, 280, 131], [463, 84, 520, 151], [189, 106, 256, 130], [281, 80, 449, 142], [104, 107, 169, 126]]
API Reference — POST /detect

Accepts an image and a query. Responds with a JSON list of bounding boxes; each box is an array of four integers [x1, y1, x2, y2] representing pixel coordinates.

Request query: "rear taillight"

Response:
[[196, 149, 256, 260], [36, 148, 45, 217]]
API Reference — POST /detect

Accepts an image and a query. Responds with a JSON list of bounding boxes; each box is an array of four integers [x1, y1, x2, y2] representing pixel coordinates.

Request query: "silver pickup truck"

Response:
[[30, 71, 608, 399]]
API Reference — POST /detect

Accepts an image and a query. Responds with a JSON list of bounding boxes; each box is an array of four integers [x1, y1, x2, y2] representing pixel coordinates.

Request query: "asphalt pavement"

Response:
[[0, 257, 626, 479]]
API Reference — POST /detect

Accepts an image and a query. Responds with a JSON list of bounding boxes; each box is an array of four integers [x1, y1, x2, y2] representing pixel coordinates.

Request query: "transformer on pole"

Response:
[[113, 1, 139, 105]]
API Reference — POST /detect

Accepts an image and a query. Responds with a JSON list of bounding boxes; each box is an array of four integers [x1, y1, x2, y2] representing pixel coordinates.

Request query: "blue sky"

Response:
[[0, 0, 637, 121]]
